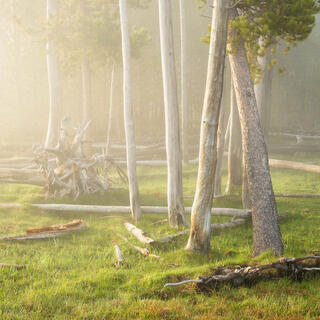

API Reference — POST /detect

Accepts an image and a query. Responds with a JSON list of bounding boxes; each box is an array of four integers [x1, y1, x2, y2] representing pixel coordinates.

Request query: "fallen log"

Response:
[[0, 220, 87, 241], [164, 256, 320, 289], [0, 263, 26, 270], [156, 219, 247, 243], [0, 168, 44, 186], [20, 204, 251, 218], [117, 234, 160, 259], [269, 159, 320, 174], [151, 219, 168, 226], [124, 222, 155, 245], [275, 193, 320, 199]]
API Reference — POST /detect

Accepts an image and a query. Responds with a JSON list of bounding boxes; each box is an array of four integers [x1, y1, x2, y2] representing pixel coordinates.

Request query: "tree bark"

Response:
[[179, 0, 189, 164], [158, 0, 187, 227], [119, 0, 142, 220], [45, 0, 61, 148], [106, 60, 116, 156], [185, 0, 229, 254], [227, 9, 284, 256], [225, 78, 242, 194], [254, 46, 273, 140], [214, 95, 228, 196]]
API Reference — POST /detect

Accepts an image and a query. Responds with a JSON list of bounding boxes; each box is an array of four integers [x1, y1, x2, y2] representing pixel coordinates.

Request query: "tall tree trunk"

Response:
[[179, 0, 189, 164], [214, 95, 228, 196], [227, 10, 284, 256], [254, 46, 273, 140], [225, 78, 242, 194], [81, 58, 92, 127], [241, 153, 251, 209], [185, 0, 229, 253], [45, 0, 61, 148], [106, 60, 116, 157], [158, 0, 187, 227], [119, 0, 142, 220]]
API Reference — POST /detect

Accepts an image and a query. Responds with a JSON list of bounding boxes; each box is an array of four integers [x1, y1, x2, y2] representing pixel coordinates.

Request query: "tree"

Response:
[[225, 78, 242, 194], [179, 0, 189, 164], [45, 0, 61, 148], [228, 9, 284, 256], [119, 0, 141, 220], [186, 0, 229, 253], [158, 0, 188, 227]]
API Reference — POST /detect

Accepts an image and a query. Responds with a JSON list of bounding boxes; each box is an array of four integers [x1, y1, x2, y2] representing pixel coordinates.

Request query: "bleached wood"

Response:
[[123, 222, 155, 245], [186, 0, 229, 253], [119, 0, 141, 220], [269, 159, 320, 174], [158, 0, 187, 227]]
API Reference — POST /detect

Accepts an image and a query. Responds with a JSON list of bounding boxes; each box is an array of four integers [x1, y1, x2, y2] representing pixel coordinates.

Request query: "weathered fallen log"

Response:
[[0, 220, 87, 241], [164, 256, 320, 289], [17, 204, 251, 218], [0, 263, 26, 270], [156, 219, 247, 243], [269, 159, 320, 174], [118, 234, 160, 259], [124, 222, 155, 245], [275, 193, 320, 199], [270, 132, 320, 141], [151, 219, 168, 226]]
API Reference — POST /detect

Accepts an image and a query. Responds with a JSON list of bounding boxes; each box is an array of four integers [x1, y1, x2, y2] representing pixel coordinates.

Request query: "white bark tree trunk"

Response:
[[119, 0, 141, 220], [81, 58, 92, 130], [225, 78, 242, 194], [179, 0, 189, 164], [227, 9, 284, 256], [254, 46, 273, 140], [45, 0, 61, 148], [158, 0, 187, 227], [106, 60, 116, 156], [185, 0, 229, 253]]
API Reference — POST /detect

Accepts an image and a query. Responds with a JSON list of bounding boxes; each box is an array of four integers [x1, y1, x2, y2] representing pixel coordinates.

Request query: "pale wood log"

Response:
[[270, 132, 320, 141], [113, 242, 125, 267], [275, 194, 320, 199], [117, 234, 160, 259], [0, 168, 44, 186], [151, 219, 168, 226], [6, 204, 250, 218], [0, 263, 25, 270], [158, 219, 246, 243], [269, 159, 320, 174], [119, 0, 141, 220], [0, 221, 87, 241], [123, 222, 155, 245]]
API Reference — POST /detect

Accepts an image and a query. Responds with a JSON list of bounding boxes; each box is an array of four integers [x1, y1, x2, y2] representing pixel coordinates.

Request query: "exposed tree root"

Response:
[[164, 256, 320, 289]]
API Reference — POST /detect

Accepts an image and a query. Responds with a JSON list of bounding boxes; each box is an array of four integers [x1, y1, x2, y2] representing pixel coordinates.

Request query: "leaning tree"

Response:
[[189, 0, 319, 255]]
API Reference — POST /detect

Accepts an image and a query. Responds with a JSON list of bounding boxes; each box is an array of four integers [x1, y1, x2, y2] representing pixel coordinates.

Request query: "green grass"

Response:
[[0, 157, 319, 319]]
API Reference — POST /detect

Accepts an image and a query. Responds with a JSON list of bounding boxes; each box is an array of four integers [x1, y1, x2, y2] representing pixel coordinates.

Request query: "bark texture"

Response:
[[179, 0, 189, 164], [45, 0, 61, 148], [119, 0, 141, 220], [185, 0, 229, 253], [254, 46, 273, 140], [227, 10, 284, 256], [158, 0, 187, 227], [225, 78, 242, 194]]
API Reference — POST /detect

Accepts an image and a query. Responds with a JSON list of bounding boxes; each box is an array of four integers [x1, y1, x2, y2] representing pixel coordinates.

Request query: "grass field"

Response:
[[0, 156, 319, 319]]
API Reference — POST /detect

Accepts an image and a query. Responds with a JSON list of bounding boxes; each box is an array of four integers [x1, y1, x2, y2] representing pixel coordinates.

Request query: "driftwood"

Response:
[[275, 193, 320, 199], [0, 263, 26, 270], [33, 118, 127, 199], [164, 256, 320, 289], [269, 159, 320, 174], [151, 219, 168, 226], [118, 234, 160, 259], [0, 220, 87, 241], [157, 219, 247, 243], [8, 203, 250, 218], [123, 222, 155, 245]]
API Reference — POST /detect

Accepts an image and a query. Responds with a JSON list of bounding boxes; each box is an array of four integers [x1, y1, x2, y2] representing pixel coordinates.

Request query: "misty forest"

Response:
[[0, 0, 320, 319]]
